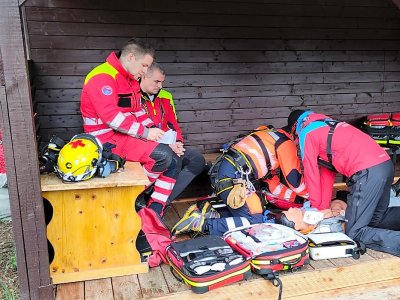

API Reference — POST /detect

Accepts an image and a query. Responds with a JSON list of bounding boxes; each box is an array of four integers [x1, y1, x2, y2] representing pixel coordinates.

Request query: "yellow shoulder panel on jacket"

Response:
[[158, 89, 176, 116], [84, 62, 118, 85]]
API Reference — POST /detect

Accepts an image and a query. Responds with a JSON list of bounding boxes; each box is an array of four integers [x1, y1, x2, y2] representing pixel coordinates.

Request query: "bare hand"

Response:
[[169, 142, 185, 156], [147, 128, 165, 141]]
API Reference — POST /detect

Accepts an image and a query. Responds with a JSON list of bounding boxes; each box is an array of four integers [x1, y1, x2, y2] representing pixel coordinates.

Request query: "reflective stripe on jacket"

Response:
[[81, 52, 154, 139]]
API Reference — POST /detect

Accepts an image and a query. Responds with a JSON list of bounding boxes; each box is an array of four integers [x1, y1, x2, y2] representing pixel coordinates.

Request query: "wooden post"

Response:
[[0, 1, 53, 299]]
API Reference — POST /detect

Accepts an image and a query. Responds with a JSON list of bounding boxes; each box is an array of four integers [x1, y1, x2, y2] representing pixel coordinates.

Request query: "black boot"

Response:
[[135, 185, 154, 212]]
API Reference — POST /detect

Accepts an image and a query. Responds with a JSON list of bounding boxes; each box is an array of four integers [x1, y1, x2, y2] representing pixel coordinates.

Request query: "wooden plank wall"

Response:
[[24, 0, 400, 153]]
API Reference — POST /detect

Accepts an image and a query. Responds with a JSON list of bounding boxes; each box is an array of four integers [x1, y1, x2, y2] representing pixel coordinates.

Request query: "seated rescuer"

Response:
[[172, 126, 309, 236], [140, 62, 205, 204], [286, 109, 400, 256], [80, 38, 180, 217]]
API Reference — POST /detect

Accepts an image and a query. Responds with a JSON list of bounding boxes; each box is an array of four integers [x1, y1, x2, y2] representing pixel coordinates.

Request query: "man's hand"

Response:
[[169, 142, 185, 156], [147, 128, 165, 141]]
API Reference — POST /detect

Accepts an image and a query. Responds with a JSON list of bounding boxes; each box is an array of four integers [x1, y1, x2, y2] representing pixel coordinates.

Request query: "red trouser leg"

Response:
[[101, 133, 176, 215], [142, 167, 176, 208], [147, 175, 176, 214]]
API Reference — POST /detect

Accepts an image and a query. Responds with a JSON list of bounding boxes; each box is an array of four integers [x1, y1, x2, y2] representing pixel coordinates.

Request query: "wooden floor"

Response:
[[54, 199, 400, 300]]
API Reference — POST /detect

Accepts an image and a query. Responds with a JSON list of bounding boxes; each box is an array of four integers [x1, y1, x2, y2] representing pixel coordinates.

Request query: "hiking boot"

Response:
[[172, 202, 220, 235], [197, 201, 220, 219]]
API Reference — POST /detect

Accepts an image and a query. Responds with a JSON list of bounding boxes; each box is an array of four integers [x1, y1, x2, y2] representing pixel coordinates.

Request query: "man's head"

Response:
[[281, 109, 307, 136], [120, 38, 155, 80], [140, 62, 166, 95]]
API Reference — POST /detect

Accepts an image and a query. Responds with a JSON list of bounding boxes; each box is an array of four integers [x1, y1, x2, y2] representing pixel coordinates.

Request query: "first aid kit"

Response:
[[224, 223, 309, 300], [166, 235, 251, 294], [224, 223, 309, 275]]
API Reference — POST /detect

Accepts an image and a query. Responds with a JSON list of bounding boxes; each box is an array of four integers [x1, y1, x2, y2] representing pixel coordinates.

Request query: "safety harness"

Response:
[[209, 128, 289, 198], [315, 119, 340, 172], [39, 135, 125, 179]]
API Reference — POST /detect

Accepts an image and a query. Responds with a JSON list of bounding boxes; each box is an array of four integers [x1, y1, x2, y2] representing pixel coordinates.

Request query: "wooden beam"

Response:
[[288, 278, 400, 300], [0, 1, 53, 299], [155, 256, 400, 300]]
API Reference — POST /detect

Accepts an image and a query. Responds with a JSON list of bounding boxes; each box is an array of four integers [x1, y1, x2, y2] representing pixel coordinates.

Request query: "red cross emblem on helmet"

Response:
[[70, 139, 86, 148]]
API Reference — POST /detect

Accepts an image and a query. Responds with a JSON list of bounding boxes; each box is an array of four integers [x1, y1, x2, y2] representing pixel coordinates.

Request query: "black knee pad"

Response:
[[164, 154, 182, 179], [150, 144, 174, 172]]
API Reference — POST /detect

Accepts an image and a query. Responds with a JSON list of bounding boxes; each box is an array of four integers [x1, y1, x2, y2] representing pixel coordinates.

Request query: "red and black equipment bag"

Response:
[[166, 235, 251, 294], [224, 223, 309, 299], [224, 223, 309, 275], [362, 113, 400, 145], [390, 112, 400, 145]]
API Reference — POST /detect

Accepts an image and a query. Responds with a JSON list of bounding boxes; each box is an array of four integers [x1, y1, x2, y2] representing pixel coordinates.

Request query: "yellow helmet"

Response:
[[56, 134, 103, 182]]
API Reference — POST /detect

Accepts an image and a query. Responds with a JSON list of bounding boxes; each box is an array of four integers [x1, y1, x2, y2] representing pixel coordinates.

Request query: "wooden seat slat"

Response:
[[41, 161, 149, 191]]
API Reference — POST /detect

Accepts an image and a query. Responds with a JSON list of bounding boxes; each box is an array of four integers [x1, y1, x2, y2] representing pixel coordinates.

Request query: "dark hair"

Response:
[[146, 62, 165, 77], [286, 109, 307, 132], [335, 190, 349, 203], [121, 38, 155, 59]]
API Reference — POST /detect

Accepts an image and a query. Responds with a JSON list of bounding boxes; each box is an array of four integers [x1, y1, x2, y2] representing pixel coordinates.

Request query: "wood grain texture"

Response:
[[55, 282, 84, 300], [84, 278, 113, 300], [43, 181, 148, 283], [287, 278, 400, 300], [41, 162, 149, 191], [154, 256, 400, 300], [138, 266, 170, 298], [27, 0, 400, 151], [111, 275, 142, 300], [0, 0, 52, 299]]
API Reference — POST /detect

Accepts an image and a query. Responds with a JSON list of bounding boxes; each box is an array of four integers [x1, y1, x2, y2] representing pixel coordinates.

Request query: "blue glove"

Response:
[[263, 210, 276, 223], [302, 201, 317, 211]]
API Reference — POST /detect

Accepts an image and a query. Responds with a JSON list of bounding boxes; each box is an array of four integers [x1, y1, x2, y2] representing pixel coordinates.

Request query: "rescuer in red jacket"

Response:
[[80, 38, 179, 216], [286, 109, 400, 256], [140, 62, 205, 203]]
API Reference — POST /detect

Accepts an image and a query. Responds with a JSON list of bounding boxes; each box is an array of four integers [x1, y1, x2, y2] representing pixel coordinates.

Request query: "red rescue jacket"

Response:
[[296, 112, 390, 209], [141, 89, 184, 142], [81, 52, 154, 141]]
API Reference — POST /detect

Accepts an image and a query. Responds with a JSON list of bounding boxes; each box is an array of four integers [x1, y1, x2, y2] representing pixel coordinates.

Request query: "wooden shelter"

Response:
[[1, 0, 400, 299]]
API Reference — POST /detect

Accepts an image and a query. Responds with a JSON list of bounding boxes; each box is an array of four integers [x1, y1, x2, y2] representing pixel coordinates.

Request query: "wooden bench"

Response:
[[204, 152, 220, 164], [40, 162, 150, 284]]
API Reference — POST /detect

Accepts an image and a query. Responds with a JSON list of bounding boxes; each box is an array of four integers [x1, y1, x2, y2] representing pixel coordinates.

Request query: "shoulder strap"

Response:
[[313, 119, 340, 170], [250, 129, 289, 181]]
